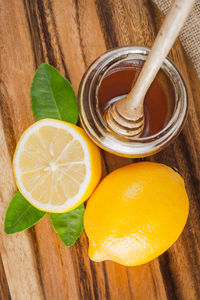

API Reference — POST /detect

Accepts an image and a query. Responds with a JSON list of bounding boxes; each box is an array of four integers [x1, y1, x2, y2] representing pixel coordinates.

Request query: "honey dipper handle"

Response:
[[123, 0, 195, 117]]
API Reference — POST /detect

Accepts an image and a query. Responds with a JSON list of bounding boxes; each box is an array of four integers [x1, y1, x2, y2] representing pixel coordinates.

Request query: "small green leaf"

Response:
[[5, 64, 83, 240], [50, 204, 85, 246], [4, 192, 46, 234], [31, 63, 78, 124]]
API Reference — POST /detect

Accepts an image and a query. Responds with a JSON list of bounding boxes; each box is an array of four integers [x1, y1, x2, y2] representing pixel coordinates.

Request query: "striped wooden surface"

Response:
[[0, 1, 200, 299]]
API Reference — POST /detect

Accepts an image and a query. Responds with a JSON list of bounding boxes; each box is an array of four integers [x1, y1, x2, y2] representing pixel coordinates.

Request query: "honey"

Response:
[[78, 46, 187, 157], [98, 61, 175, 137]]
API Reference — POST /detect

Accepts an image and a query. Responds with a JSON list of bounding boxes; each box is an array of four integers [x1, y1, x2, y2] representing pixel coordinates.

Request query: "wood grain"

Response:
[[0, 0, 200, 299]]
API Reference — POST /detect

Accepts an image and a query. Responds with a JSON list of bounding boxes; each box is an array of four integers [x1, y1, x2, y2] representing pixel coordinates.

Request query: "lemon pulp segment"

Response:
[[13, 119, 102, 212]]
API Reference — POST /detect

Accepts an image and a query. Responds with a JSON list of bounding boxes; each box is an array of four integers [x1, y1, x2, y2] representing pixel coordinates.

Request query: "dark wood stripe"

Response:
[[36, 0, 56, 67], [102, 263, 111, 300], [89, 261, 99, 300], [72, 238, 95, 300], [47, 0, 70, 80], [158, 252, 179, 300], [23, 0, 45, 68], [74, 0, 87, 68], [147, 0, 159, 36], [125, 268, 134, 300], [29, 227, 47, 300], [181, 228, 200, 297], [100, 151, 110, 174], [0, 88, 16, 158], [23, 0, 71, 81], [148, 265, 159, 300], [132, 157, 147, 163], [177, 132, 200, 212], [94, 0, 119, 49], [0, 255, 11, 300]]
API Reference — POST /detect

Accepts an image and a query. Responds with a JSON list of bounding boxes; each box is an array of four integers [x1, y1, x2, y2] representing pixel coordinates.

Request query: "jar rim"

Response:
[[78, 46, 188, 157]]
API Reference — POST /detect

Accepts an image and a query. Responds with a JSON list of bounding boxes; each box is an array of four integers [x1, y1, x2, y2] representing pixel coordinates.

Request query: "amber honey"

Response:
[[78, 46, 187, 157], [98, 61, 175, 137]]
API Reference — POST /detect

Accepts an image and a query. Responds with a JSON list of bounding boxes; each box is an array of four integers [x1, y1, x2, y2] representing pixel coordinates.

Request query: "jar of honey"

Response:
[[78, 46, 188, 157]]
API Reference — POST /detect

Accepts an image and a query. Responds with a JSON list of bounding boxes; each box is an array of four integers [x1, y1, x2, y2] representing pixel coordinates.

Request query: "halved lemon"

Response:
[[13, 119, 102, 212]]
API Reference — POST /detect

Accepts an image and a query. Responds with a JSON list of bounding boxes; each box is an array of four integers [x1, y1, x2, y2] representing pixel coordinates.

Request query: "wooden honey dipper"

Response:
[[105, 0, 195, 137]]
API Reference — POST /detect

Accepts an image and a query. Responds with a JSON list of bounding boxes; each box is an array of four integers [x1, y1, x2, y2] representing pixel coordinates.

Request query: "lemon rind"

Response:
[[13, 119, 92, 212]]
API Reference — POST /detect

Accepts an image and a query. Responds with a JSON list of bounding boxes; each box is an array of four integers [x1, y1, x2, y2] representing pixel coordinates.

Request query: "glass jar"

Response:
[[78, 46, 188, 158]]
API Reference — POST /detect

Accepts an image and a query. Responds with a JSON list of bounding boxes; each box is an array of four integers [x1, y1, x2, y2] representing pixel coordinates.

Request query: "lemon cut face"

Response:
[[13, 119, 102, 212]]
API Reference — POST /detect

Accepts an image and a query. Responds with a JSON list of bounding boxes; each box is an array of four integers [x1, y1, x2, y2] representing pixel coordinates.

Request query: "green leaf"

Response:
[[50, 204, 85, 246], [4, 192, 46, 234], [5, 64, 83, 240], [31, 63, 78, 124]]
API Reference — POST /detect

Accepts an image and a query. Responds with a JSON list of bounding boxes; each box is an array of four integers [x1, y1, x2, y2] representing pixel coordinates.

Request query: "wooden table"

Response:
[[1, 1, 200, 299]]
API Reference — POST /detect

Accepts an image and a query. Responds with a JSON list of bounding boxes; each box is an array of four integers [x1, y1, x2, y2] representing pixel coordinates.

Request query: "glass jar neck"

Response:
[[78, 46, 188, 157]]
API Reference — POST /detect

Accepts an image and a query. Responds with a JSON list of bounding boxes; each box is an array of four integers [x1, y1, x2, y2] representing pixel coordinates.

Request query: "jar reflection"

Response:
[[78, 46, 188, 158]]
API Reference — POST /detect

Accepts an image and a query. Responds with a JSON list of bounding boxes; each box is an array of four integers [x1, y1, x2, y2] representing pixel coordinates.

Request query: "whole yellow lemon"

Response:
[[84, 162, 189, 266]]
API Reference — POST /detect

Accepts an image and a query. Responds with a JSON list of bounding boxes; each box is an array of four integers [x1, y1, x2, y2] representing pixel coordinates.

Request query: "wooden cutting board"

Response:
[[0, 1, 200, 299]]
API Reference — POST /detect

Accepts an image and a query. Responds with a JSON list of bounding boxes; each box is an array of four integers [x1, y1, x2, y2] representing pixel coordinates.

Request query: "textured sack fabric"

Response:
[[152, 0, 200, 78]]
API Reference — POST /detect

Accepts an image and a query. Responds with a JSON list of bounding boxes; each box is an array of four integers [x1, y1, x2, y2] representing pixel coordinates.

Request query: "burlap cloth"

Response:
[[152, 0, 200, 79]]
